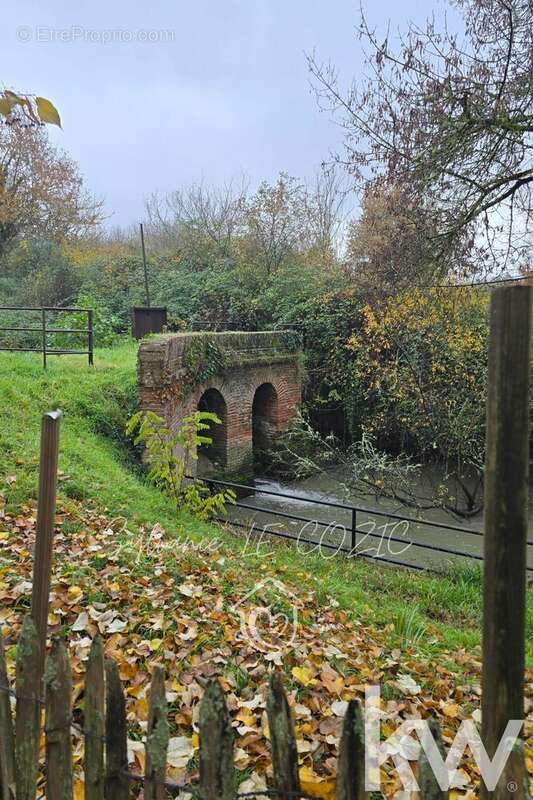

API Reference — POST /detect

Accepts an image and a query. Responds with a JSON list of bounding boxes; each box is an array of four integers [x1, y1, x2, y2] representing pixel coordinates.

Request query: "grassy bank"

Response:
[[0, 342, 530, 664]]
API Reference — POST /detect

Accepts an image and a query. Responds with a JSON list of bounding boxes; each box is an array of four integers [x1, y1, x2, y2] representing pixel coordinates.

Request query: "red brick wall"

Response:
[[138, 333, 303, 476]]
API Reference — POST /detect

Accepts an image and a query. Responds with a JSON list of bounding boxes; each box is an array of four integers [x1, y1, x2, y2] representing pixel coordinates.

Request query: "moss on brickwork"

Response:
[[182, 338, 226, 388], [139, 330, 303, 391]]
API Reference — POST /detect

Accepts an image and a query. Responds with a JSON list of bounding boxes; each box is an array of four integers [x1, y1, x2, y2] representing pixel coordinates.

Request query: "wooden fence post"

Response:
[[482, 285, 531, 799], [0, 632, 15, 800], [199, 678, 234, 800], [31, 409, 62, 680], [104, 659, 129, 800], [266, 672, 301, 800], [145, 666, 169, 800], [85, 637, 105, 800], [336, 699, 366, 800], [418, 718, 449, 800], [45, 638, 73, 800], [15, 616, 41, 800]]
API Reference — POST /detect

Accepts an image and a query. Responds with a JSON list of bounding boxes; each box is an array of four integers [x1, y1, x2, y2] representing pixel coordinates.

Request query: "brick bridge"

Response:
[[138, 331, 303, 477]]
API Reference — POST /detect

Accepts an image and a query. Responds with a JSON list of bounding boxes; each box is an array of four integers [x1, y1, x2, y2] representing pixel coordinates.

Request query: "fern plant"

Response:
[[126, 409, 236, 520]]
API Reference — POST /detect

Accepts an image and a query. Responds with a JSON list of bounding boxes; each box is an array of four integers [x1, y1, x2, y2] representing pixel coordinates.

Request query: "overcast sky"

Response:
[[2, 0, 436, 227]]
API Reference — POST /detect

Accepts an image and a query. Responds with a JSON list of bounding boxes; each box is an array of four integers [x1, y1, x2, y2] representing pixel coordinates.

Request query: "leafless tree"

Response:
[[346, 180, 474, 288], [305, 165, 352, 261], [144, 170, 350, 272], [308, 0, 533, 275], [240, 173, 309, 274], [145, 179, 248, 255]]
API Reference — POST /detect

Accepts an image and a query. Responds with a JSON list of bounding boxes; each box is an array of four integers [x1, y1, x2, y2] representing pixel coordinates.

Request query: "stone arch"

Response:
[[197, 387, 227, 473], [138, 331, 303, 478], [252, 382, 279, 466]]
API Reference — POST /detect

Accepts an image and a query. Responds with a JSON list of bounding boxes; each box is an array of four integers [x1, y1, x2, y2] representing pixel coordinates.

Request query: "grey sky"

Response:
[[3, 0, 434, 227]]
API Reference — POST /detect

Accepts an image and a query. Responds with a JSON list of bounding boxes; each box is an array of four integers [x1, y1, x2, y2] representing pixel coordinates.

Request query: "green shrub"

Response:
[[126, 409, 236, 520]]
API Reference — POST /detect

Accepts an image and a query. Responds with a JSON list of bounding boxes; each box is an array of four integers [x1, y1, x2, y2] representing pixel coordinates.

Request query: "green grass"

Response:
[[0, 344, 530, 665]]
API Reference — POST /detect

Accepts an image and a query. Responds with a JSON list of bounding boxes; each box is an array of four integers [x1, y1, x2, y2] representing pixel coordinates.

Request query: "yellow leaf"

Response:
[[149, 638, 163, 651], [299, 767, 335, 800], [443, 703, 459, 718], [135, 698, 149, 721], [0, 532, 9, 541], [36, 96, 62, 127], [0, 98, 13, 117], [291, 667, 317, 687], [73, 779, 84, 800], [321, 671, 344, 695], [191, 732, 199, 750], [296, 722, 314, 737], [68, 586, 83, 598], [127, 686, 145, 699], [4, 91, 22, 103], [299, 766, 323, 784], [235, 708, 255, 726]]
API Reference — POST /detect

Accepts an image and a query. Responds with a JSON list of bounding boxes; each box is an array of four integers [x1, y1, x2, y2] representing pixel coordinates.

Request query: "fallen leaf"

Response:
[[292, 666, 317, 687]]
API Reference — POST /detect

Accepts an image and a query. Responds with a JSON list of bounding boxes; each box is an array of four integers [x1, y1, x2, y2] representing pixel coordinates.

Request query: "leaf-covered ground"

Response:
[[0, 493, 531, 799], [0, 349, 531, 797]]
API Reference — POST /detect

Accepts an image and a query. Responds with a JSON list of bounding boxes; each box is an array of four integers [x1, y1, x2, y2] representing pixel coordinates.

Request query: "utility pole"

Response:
[[140, 222, 151, 307]]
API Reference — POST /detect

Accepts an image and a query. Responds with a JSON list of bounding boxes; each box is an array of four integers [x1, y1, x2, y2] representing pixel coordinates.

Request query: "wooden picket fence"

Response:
[[0, 616, 465, 800]]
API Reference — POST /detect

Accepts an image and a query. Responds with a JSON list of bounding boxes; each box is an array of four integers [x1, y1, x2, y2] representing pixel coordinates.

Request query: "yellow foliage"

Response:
[[346, 286, 490, 460], [299, 766, 336, 799], [292, 666, 318, 687]]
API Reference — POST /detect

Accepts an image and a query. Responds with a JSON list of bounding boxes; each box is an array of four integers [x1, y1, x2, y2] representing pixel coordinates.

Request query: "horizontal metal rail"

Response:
[[200, 475, 533, 544], [230, 501, 486, 561], [0, 306, 92, 312], [214, 516, 429, 572], [0, 327, 89, 334], [221, 509, 533, 573], [196, 475, 533, 573], [0, 347, 91, 355]]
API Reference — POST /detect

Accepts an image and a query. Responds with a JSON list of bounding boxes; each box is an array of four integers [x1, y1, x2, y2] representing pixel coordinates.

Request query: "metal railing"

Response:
[[200, 475, 533, 574], [0, 306, 94, 368]]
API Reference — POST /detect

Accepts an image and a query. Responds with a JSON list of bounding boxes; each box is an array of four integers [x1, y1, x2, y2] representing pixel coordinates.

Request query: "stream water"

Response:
[[224, 467, 533, 574]]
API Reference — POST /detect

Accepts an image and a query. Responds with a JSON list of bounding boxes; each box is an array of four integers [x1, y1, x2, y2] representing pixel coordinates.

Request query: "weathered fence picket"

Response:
[[15, 616, 41, 800], [31, 410, 61, 680], [0, 632, 15, 800], [45, 639, 73, 800], [199, 678, 235, 800], [482, 285, 531, 799], [145, 665, 169, 800], [335, 699, 366, 800], [267, 671, 301, 800], [85, 637, 105, 800], [418, 718, 449, 800], [104, 659, 129, 800]]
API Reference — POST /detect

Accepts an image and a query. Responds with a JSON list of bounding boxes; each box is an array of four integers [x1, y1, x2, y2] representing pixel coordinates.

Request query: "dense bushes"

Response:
[[0, 240, 80, 309], [345, 288, 490, 512], [348, 288, 489, 464], [0, 235, 502, 512], [283, 287, 491, 500]]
